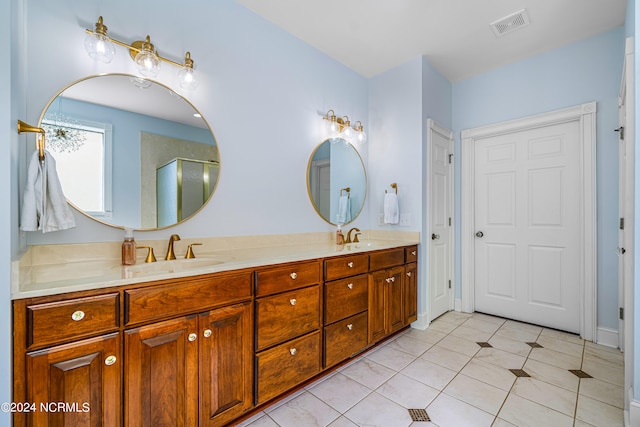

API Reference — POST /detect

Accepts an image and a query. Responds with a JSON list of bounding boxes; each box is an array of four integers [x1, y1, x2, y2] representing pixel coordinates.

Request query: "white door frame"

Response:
[[461, 102, 597, 341], [426, 118, 454, 322]]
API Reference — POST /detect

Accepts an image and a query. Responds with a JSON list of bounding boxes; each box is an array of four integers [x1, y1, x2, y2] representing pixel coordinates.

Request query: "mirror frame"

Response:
[[37, 73, 220, 231], [306, 138, 367, 225]]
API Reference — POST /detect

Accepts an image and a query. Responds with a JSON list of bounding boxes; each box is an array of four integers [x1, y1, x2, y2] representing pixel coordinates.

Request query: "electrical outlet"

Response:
[[400, 213, 411, 226]]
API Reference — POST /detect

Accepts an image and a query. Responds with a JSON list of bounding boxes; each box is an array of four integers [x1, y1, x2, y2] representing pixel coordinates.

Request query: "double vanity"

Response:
[[12, 233, 419, 426]]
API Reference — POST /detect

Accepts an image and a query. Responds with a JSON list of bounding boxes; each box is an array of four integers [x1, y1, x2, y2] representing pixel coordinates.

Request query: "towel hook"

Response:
[[18, 120, 46, 161], [386, 183, 398, 194]]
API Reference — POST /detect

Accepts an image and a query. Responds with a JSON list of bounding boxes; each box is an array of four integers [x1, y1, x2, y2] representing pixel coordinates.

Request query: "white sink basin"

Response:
[[122, 256, 232, 277]]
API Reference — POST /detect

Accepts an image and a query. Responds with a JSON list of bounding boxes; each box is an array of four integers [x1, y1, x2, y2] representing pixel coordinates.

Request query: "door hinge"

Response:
[[620, 307, 624, 320], [448, 217, 452, 226], [620, 218, 625, 230], [448, 154, 453, 164], [615, 126, 625, 140], [448, 280, 451, 289]]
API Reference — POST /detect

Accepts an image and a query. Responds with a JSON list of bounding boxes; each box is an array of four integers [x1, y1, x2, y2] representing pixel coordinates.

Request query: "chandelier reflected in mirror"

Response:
[[42, 98, 87, 153]]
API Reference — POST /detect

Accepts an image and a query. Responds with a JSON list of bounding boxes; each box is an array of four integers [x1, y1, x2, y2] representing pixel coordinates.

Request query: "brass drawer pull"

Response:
[[203, 329, 212, 338], [347, 283, 354, 289], [289, 348, 297, 356], [407, 272, 412, 277], [347, 324, 353, 330], [71, 310, 85, 321], [104, 355, 117, 366], [347, 262, 354, 268], [188, 333, 197, 342], [290, 298, 297, 306], [290, 272, 298, 280]]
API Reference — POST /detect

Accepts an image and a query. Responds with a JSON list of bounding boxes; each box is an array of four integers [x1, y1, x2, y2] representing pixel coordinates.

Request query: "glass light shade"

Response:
[[134, 50, 161, 77], [178, 67, 199, 90], [84, 32, 115, 63], [356, 129, 367, 144], [342, 124, 354, 140]]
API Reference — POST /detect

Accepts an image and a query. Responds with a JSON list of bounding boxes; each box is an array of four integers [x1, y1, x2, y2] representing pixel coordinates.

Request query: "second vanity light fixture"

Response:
[[84, 16, 199, 90], [322, 110, 367, 144]]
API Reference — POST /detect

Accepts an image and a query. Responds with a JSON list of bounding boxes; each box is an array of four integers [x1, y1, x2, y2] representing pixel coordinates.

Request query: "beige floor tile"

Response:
[[450, 325, 494, 342], [579, 377, 624, 409], [340, 358, 396, 389], [460, 359, 517, 391], [536, 335, 584, 358], [308, 372, 372, 413], [528, 347, 582, 370], [404, 327, 447, 345], [427, 393, 495, 427], [436, 334, 482, 357], [377, 373, 440, 409], [443, 373, 508, 415], [428, 319, 460, 334], [498, 394, 574, 427], [583, 344, 624, 368], [366, 345, 417, 371], [494, 327, 540, 343], [491, 418, 518, 427], [471, 312, 507, 325], [474, 347, 527, 369], [488, 334, 533, 357], [388, 334, 435, 356], [461, 317, 502, 334], [327, 416, 358, 427], [522, 358, 579, 392], [241, 414, 280, 427], [575, 395, 624, 427], [438, 311, 473, 325], [344, 392, 414, 427], [267, 392, 341, 427], [401, 357, 458, 390], [582, 358, 625, 387], [511, 377, 577, 416], [540, 328, 584, 346], [501, 320, 543, 335], [421, 345, 472, 371]]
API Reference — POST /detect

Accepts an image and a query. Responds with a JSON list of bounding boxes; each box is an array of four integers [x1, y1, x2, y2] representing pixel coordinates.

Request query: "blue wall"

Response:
[[453, 27, 625, 330]]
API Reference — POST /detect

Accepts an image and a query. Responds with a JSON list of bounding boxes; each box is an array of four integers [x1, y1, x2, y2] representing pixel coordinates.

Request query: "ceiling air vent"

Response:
[[490, 9, 530, 37]]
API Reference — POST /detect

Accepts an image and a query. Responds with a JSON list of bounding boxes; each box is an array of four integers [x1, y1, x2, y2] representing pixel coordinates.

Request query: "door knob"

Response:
[[431, 233, 440, 240], [475, 231, 484, 238]]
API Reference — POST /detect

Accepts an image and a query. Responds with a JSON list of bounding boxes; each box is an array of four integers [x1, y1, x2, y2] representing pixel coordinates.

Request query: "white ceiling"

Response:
[[235, 0, 627, 81]]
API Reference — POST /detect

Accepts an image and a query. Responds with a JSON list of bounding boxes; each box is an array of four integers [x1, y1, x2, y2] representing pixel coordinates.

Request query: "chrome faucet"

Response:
[[165, 234, 181, 260], [345, 227, 361, 244]]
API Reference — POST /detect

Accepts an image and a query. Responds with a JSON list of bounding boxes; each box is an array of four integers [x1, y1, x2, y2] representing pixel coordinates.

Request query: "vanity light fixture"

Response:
[[84, 16, 199, 89], [322, 110, 367, 144]]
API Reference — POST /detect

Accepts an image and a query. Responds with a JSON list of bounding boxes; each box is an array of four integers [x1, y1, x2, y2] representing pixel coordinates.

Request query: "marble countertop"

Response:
[[13, 238, 419, 300]]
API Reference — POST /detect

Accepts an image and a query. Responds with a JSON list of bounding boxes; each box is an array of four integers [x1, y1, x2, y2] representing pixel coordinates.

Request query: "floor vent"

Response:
[[509, 369, 531, 377], [569, 369, 593, 378], [490, 9, 530, 37], [477, 342, 493, 348], [408, 408, 430, 422], [526, 342, 543, 348]]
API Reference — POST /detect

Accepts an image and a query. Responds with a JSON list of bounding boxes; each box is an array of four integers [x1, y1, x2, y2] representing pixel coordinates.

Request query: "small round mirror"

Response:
[[307, 138, 366, 225], [38, 74, 219, 230]]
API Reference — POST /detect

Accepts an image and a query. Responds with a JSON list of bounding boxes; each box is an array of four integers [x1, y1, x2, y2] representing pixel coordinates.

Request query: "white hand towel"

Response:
[[20, 150, 76, 233], [336, 195, 351, 224], [384, 192, 399, 224]]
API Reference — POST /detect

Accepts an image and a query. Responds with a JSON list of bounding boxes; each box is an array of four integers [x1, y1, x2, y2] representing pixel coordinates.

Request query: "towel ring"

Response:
[[18, 120, 46, 161], [340, 187, 351, 197], [386, 183, 398, 194]]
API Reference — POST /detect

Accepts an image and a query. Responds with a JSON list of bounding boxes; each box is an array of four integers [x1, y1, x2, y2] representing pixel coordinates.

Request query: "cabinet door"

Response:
[[125, 316, 199, 427], [368, 270, 387, 344], [26, 333, 121, 427], [387, 266, 405, 334], [404, 262, 418, 325], [199, 302, 253, 426]]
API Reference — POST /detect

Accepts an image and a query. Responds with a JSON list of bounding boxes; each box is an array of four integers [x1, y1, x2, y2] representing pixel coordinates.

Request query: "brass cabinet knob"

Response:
[[290, 272, 298, 280], [347, 283, 354, 289], [188, 333, 197, 342], [390, 277, 395, 282], [412, 251, 416, 256], [407, 272, 412, 277], [347, 262, 354, 268], [290, 298, 297, 306], [104, 355, 117, 366], [289, 348, 297, 356], [347, 324, 353, 330], [385, 278, 390, 284], [203, 329, 212, 338], [71, 310, 85, 321]]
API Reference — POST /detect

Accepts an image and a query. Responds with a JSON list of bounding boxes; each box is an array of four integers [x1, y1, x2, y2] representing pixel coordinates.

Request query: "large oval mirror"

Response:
[[38, 74, 219, 230], [307, 138, 366, 225]]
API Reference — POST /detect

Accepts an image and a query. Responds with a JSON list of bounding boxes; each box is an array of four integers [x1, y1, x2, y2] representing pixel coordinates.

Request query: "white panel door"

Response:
[[474, 121, 581, 333], [428, 120, 453, 321]]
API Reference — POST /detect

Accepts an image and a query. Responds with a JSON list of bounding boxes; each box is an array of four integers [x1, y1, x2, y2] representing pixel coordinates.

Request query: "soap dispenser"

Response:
[[122, 228, 137, 265], [336, 225, 344, 247]]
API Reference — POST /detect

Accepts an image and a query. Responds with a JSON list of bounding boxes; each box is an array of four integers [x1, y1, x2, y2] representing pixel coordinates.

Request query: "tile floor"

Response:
[[236, 311, 625, 427]]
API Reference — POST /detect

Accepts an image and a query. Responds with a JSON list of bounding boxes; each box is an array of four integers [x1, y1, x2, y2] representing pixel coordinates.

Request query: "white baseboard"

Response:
[[411, 312, 429, 330], [597, 327, 619, 349], [454, 298, 462, 312], [628, 388, 640, 427]]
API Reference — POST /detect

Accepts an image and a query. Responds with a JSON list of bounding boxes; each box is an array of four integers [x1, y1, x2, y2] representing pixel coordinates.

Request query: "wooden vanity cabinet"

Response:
[[254, 260, 322, 405]]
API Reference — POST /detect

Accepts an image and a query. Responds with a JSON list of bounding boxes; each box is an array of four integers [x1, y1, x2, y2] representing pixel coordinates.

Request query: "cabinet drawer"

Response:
[[27, 293, 119, 348], [324, 312, 368, 368], [255, 331, 321, 404], [255, 260, 321, 297], [255, 285, 320, 351], [324, 254, 368, 281], [369, 248, 405, 270], [324, 275, 368, 324], [405, 246, 418, 263], [125, 270, 252, 325]]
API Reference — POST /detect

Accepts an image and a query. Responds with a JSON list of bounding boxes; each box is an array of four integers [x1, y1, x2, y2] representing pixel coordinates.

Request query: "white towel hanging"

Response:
[[383, 192, 399, 224]]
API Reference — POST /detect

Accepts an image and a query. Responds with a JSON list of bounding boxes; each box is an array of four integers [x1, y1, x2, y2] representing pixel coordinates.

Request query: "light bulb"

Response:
[[84, 17, 115, 63], [178, 52, 199, 90], [341, 117, 354, 140], [134, 36, 160, 77], [356, 129, 367, 144]]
